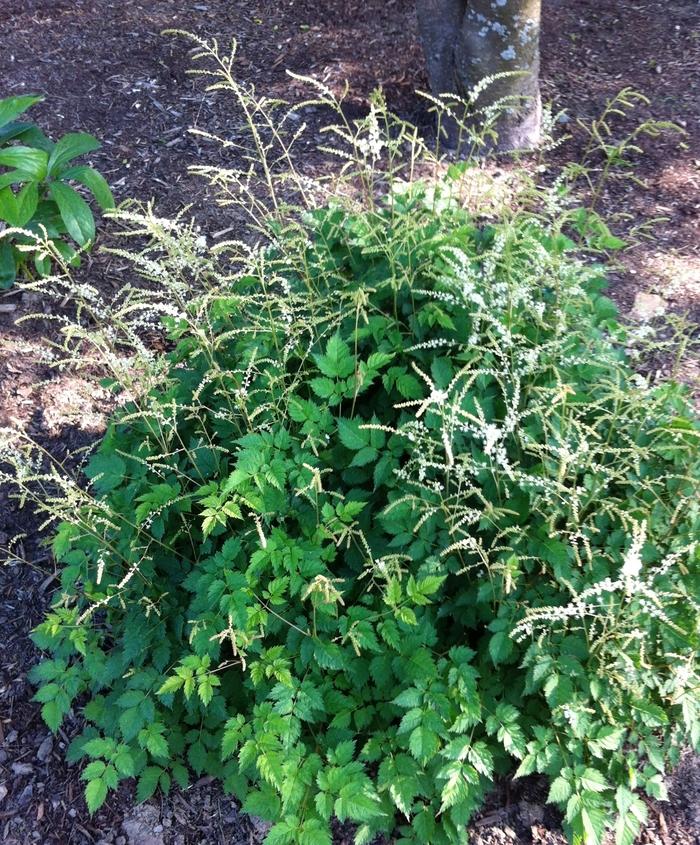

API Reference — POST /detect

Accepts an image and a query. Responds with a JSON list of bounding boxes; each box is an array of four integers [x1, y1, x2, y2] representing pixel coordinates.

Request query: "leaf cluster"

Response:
[[0, 94, 114, 287], [23, 113, 700, 845]]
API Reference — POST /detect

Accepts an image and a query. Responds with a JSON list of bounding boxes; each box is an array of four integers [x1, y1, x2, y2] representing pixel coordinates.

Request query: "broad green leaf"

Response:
[[0, 94, 43, 129], [60, 165, 114, 210], [0, 186, 20, 225], [0, 169, 38, 190], [48, 132, 101, 177], [0, 237, 16, 289], [0, 146, 48, 180], [0, 121, 53, 151], [15, 181, 39, 226], [49, 181, 95, 245]]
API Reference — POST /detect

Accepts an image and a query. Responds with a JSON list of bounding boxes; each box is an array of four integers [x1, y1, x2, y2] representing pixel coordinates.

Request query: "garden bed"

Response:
[[0, 2, 698, 844]]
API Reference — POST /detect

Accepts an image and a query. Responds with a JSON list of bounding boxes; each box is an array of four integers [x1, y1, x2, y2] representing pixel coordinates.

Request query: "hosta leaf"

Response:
[[60, 164, 114, 209], [0, 145, 48, 180], [0, 94, 43, 129], [0, 238, 16, 289], [49, 181, 95, 245], [48, 132, 101, 177]]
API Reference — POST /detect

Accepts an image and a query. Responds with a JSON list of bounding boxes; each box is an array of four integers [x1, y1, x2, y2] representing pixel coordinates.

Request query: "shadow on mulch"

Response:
[[1, 1, 699, 843]]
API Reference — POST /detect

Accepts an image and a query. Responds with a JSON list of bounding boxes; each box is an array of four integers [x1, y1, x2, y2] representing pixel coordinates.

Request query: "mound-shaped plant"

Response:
[[25, 175, 698, 845], [7, 39, 698, 845]]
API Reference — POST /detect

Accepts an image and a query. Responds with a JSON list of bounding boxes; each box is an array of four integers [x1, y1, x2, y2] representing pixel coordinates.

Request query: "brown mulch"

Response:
[[1, 1, 699, 844]]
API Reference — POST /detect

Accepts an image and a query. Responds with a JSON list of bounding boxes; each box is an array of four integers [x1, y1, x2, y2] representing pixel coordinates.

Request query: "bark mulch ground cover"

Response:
[[1, 1, 699, 843]]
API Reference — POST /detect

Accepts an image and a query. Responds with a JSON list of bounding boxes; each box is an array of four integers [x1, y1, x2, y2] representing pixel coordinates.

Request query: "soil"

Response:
[[1, 1, 699, 843]]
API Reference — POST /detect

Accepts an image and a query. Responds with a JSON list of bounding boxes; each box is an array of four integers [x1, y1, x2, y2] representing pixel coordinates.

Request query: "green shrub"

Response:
[[7, 39, 698, 845], [0, 94, 114, 287], [26, 178, 699, 844]]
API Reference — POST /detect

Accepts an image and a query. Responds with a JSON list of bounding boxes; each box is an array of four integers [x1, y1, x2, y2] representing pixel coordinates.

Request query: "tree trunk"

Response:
[[416, 0, 542, 152]]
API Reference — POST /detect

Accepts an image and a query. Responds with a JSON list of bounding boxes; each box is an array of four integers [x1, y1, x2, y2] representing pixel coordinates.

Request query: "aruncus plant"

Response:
[[1, 34, 697, 845]]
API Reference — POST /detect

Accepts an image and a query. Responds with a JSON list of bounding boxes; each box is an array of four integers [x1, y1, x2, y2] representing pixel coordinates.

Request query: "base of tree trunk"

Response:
[[417, 0, 542, 155], [437, 94, 542, 155]]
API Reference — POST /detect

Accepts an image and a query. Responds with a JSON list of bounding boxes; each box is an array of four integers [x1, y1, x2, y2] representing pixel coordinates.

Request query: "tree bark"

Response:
[[416, 0, 542, 152]]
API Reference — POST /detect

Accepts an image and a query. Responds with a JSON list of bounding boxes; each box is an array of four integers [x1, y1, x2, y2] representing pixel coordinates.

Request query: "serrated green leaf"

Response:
[[157, 675, 184, 696], [84, 777, 108, 814], [413, 808, 435, 841], [315, 334, 354, 379], [85, 453, 126, 493], [408, 725, 440, 762], [338, 417, 368, 451], [548, 775, 572, 804], [393, 688, 422, 709], [488, 630, 514, 665], [81, 760, 106, 781], [136, 766, 162, 803]]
